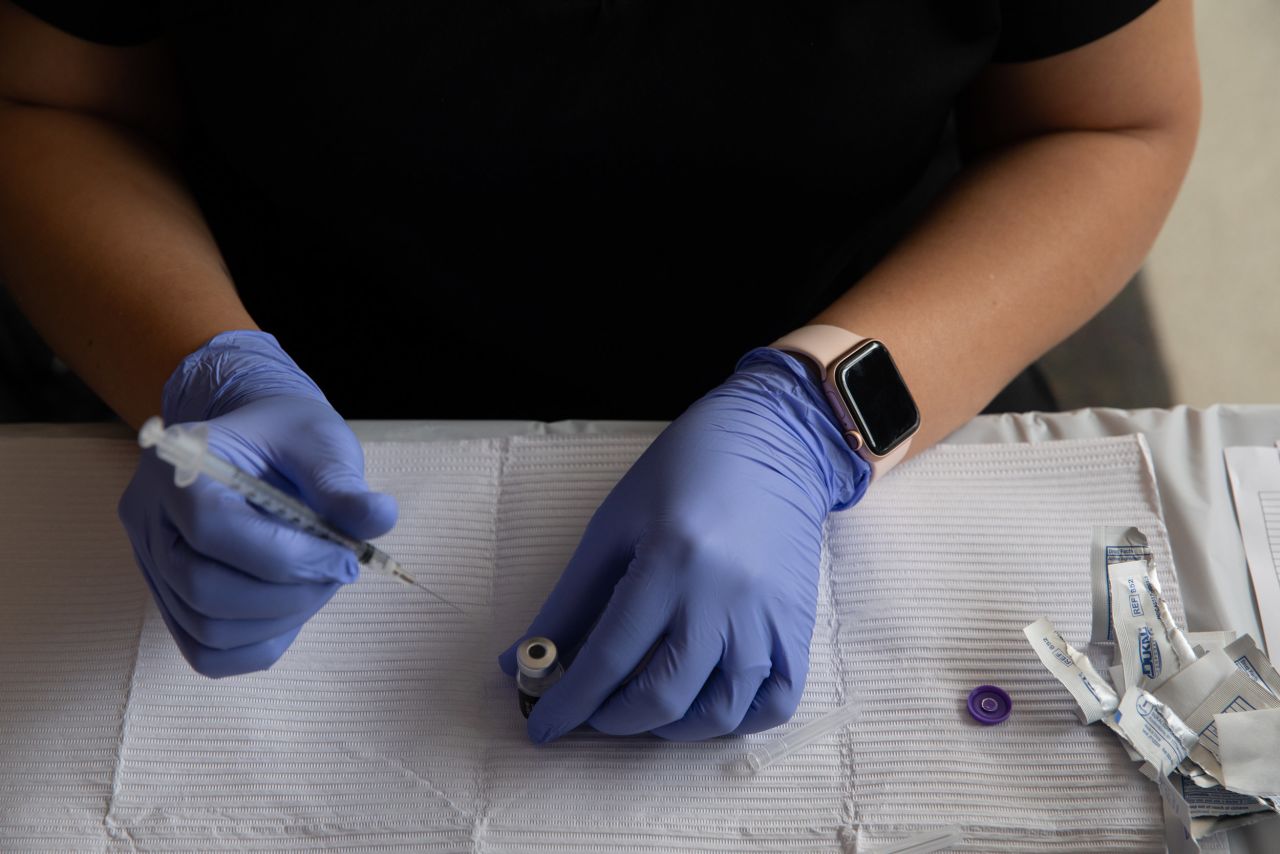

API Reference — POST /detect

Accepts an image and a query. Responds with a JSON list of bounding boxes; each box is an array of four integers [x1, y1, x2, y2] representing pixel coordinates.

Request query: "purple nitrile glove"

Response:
[[118, 331, 398, 678], [499, 347, 870, 742]]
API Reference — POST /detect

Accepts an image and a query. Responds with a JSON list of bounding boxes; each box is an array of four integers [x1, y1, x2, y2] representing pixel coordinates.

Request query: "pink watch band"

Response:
[[771, 324, 913, 480]]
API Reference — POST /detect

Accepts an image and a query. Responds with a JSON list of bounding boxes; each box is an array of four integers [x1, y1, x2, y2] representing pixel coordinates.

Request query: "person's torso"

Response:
[[170, 2, 1001, 418]]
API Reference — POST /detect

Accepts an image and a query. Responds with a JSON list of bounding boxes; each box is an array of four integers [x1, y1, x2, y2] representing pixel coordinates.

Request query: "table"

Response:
[[948, 405, 1280, 853], [2, 404, 1276, 851], [309, 404, 1280, 854], [356, 405, 1280, 853]]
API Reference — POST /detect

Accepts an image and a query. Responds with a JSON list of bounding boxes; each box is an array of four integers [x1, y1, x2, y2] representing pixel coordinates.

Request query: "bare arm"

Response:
[[0, 0, 257, 428], [814, 0, 1200, 454]]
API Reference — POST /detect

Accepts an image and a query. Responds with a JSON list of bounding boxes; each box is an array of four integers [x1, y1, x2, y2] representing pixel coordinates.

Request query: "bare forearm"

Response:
[[0, 101, 256, 428], [815, 125, 1194, 454]]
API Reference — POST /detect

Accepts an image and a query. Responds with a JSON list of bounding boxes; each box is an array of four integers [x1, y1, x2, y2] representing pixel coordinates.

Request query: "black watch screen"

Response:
[[833, 341, 920, 456]]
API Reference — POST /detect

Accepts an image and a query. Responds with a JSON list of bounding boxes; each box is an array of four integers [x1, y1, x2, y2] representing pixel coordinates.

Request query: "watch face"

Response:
[[833, 341, 920, 456]]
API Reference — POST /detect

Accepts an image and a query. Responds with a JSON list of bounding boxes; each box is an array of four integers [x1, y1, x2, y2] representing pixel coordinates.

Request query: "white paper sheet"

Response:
[[0, 433, 1226, 852], [1224, 447, 1280, 657]]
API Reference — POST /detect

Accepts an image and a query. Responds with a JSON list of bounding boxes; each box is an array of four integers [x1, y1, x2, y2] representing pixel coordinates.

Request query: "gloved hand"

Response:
[[499, 347, 870, 742], [118, 331, 398, 678]]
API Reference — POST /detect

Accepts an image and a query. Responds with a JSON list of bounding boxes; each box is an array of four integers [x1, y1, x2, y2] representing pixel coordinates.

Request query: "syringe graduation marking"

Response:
[[139, 416, 463, 613]]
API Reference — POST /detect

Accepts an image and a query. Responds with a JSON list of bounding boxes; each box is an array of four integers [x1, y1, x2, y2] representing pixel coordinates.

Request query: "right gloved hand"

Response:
[[118, 331, 398, 677]]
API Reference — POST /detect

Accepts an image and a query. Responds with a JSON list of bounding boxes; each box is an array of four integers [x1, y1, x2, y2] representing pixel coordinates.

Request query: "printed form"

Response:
[[1225, 446, 1280, 658]]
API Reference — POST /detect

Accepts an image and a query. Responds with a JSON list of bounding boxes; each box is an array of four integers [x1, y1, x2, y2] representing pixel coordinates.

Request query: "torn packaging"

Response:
[[1154, 649, 1240, 721], [1181, 670, 1280, 783], [1147, 764, 1272, 845], [1024, 617, 1119, 724], [1217, 707, 1280, 799], [1113, 690, 1199, 777], [1223, 634, 1280, 698], [1186, 631, 1237, 656], [1091, 525, 1153, 645], [1031, 526, 1280, 843], [1152, 768, 1280, 819], [1107, 558, 1196, 692]]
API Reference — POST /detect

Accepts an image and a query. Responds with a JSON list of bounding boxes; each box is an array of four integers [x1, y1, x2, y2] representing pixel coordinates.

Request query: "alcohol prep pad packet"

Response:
[[1112, 689, 1199, 777], [1154, 649, 1239, 722], [1182, 670, 1280, 781], [1216, 708, 1280, 798], [1030, 523, 1280, 845], [1223, 634, 1280, 698], [1024, 616, 1119, 724]]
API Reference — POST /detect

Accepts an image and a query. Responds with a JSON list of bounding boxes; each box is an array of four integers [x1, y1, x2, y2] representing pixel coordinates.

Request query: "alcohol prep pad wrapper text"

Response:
[[1024, 616, 1119, 724], [1108, 558, 1196, 692]]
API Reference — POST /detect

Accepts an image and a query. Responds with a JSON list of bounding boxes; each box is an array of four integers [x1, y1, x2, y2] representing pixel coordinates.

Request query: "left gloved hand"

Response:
[[499, 347, 870, 742]]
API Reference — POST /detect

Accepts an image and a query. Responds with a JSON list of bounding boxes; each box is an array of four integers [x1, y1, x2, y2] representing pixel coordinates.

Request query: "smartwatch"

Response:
[[771, 324, 920, 480]]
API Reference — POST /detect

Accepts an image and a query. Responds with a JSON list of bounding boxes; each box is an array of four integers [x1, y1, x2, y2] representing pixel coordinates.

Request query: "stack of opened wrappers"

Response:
[[1026, 527, 1280, 848]]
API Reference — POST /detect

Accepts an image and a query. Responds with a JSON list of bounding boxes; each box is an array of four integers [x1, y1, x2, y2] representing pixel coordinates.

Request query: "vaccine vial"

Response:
[[517, 636, 564, 718]]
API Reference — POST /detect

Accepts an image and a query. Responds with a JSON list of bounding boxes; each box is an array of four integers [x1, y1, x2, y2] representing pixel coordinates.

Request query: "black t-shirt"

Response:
[[16, 1, 1155, 420]]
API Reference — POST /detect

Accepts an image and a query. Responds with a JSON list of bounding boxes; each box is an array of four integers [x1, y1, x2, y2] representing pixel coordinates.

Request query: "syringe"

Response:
[[139, 416, 462, 613], [732, 698, 860, 775]]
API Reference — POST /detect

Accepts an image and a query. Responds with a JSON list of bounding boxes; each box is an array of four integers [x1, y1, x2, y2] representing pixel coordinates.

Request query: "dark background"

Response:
[[0, 271, 1171, 424]]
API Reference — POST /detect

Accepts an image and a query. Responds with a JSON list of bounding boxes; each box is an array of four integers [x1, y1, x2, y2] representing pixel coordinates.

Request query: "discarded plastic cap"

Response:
[[967, 685, 1012, 725]]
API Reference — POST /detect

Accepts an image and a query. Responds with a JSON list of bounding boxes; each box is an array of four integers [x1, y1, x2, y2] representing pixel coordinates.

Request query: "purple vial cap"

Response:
[[967, 685, 1012, 725]]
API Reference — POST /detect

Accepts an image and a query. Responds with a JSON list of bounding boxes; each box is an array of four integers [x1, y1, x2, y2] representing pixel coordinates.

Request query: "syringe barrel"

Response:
[[218, 466, 362, 553]]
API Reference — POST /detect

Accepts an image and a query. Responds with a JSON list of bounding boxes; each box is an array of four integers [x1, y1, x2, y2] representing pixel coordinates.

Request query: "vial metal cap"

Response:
[[517, 637, 559, 679], [967, 685, 1012, 725]]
